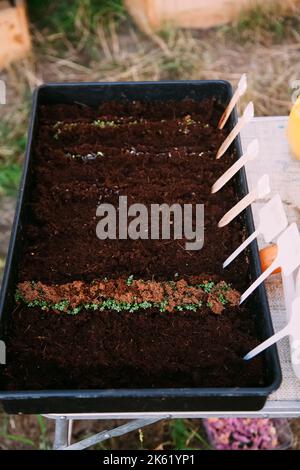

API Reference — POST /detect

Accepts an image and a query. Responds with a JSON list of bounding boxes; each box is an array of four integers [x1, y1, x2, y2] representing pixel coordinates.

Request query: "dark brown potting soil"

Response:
[[3, 99, 267, 390], [4, 305, 263, 390], [19, 100, 245, 287]]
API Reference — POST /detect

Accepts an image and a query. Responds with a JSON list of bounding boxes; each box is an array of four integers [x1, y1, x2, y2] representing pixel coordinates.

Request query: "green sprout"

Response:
[[219, 282, 231, 291], [183, 115, 195, 126], [53, 121, 62, 140], [15, 290, 24, 302], [126, 274, 134, 286], [218, 294, 227, 306], [52, 300, 70, 311], [93, 120, 116, 128], [53, 121, 62, 129], [139, 301, 152, 309], [199, 281, 215, 293], [27, 299, 48, 310], [158, 299, 168, 312]]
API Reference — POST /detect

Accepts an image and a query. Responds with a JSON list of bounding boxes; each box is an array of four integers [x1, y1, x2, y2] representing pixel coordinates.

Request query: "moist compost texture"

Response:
[[3, 99, 266, 390], [16, 277, 241, 315]]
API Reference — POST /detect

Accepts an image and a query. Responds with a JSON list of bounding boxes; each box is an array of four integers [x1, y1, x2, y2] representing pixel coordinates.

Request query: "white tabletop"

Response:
[[241, 116, 300, 411]]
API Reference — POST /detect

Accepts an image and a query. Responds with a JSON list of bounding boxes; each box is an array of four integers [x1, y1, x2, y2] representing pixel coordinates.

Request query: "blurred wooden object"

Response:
[[0, 0, 31, 69], [125, 0, 300, 31]]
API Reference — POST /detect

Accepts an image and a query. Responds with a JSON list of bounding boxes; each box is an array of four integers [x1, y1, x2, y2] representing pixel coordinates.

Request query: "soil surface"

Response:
[[19, 99, 245, 287], [3, 99, 266, 390], [4, 305, 263, 390]]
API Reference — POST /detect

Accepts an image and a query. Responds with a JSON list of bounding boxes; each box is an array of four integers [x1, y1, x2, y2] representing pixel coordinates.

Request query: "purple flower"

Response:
[[205, 418, 279, 450]]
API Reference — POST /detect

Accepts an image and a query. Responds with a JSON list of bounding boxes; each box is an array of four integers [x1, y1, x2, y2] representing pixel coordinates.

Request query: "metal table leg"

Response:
[[53, 417, 71, 449]]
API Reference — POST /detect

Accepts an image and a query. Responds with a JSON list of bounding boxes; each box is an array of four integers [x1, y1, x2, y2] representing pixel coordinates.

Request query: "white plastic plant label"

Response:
[[223, 194, 287, 268], [240, 223, 300, 304]]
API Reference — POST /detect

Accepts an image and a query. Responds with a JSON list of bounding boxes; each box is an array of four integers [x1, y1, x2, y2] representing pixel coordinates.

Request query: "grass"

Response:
[[220, 3, 300, 43], [0, 432, 35, 447], [0, 164, 22, 197], [0, 91, 30, 196], [28, 0, 126, 37], [170, 420, 192, 450], [0, 415, 49, 450], [36, 415, 49, 450], [170, 420, 211, 450]]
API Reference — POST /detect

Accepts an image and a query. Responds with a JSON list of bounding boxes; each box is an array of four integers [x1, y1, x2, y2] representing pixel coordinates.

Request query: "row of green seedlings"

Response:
[[52, 115, 210, 140], [15, 278, 231, 315]]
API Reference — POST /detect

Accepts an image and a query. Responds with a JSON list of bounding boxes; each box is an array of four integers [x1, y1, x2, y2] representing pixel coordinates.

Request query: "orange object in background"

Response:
[[125, 0, 300, 31], [259, 245, 281, 274], [287, 96, 300, 160], [0, 0, 31, 70]]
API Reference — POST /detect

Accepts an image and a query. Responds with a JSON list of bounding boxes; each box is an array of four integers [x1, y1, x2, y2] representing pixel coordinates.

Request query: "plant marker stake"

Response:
[[296, 268, 300, 298], [223, 194, 287, 268], [218, 174, 270, 228], [240, 223, 300, 304], [257, 256, 300, 378], [283, 267, 300, 379], [279, 264, 300, 379], [212, 139, 259, 194], [244, 296, 300, 363], [218, 74, 247, 130], [216, 101, 254, 160]]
